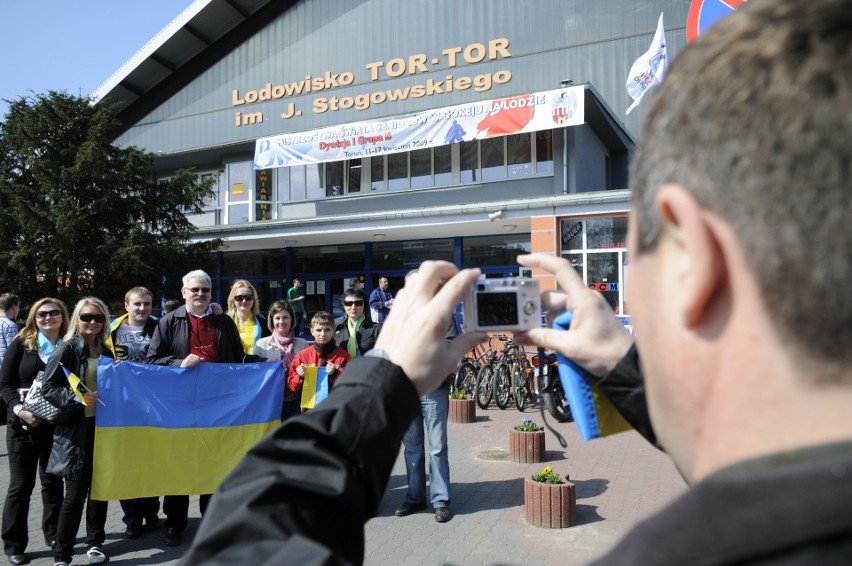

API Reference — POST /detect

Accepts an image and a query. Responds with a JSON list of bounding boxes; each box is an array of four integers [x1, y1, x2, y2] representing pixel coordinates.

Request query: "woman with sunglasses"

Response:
[[0, 298, 68, 566], [42, 298, 114, 566], [253, 301, 309, 420], [334, 288, 382, 358], [227, 280, 269, 356]]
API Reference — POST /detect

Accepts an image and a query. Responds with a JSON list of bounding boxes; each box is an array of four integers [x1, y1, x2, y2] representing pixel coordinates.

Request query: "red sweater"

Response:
[[287, 343, 351, 393]]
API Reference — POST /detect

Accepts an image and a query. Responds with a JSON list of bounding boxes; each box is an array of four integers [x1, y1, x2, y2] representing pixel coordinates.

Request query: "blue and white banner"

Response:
[[625, 13, 668, 114], [253, 86, 585, 170]]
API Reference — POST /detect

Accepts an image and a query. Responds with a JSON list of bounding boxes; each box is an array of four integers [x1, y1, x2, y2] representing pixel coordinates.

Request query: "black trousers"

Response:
[[53, 418, 108, 563], [163, 494, 211, 532], [119, 496, 160, 527], [2, 422, 63, 555]]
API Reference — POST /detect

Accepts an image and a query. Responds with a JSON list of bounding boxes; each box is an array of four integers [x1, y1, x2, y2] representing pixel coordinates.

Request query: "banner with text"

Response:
[[254, 86, 584, 170]]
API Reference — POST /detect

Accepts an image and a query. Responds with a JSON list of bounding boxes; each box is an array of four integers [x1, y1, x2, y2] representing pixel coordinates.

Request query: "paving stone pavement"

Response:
[[0, 399, 686, 565]]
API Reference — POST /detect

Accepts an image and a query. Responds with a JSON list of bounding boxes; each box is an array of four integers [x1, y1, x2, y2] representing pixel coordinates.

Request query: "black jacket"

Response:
[[333, 316, 382, 356], [42, 333, 114, 480], [181, 357, 420, 565], [147, 305, 263, 366], [0, 337, 56, 444]]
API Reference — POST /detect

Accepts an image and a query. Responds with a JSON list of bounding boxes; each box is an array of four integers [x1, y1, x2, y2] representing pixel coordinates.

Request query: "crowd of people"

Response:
[[0, 271, 415, 565]]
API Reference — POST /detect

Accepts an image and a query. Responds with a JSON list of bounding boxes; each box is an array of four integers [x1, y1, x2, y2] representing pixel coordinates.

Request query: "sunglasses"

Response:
[[188, 287, 211, 294], [234, 294, 254, 302], [36, 309, 61, 320], [343, 300, 365, 307], [79, 313, 106, 324]]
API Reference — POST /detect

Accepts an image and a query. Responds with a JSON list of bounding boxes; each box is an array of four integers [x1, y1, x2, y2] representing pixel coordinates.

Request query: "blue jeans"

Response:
[[401, 387, 450, 508]]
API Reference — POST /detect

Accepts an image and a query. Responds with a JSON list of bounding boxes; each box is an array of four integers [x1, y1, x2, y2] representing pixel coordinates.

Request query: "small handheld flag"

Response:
[[552, 312, 631, 441], [300, 366, 330, 409], [61, 363, 106, 406]]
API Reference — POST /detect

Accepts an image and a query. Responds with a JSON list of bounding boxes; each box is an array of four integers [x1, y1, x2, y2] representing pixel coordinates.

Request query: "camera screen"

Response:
[[477, 292, 518, 327]]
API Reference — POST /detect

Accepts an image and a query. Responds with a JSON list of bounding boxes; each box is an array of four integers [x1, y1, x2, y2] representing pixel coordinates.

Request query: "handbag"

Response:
[[21, 371, 64, 423]]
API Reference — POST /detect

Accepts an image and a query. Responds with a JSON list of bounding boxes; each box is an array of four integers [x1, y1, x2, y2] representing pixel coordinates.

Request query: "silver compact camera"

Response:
[[463, 277, 541, 332]]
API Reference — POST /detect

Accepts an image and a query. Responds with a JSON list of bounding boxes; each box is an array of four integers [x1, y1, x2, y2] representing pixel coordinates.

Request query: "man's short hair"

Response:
[[310, 311, 334, 328], [630, 0, 851, 370], [182, 270, 212, 289], [125, 287, 153, 303], [342, 288, 367, 302], [0, 293, 20, 311]]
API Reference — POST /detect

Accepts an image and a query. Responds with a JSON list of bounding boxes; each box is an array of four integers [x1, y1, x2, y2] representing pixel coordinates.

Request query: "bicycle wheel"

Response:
[[454, 361, 477, 398], [494, 362, 511, 409], [476, 364, 493, 409], [512, 364, 527, 411]]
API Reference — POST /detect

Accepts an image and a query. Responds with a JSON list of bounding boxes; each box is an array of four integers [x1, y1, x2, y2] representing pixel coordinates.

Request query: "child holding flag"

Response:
[[288, 311, 350, 411], [42, 298, 114, 566]]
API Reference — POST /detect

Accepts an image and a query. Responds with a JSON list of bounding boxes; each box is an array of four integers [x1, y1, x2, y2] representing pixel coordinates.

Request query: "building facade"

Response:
[[95, 0, 696, 322]]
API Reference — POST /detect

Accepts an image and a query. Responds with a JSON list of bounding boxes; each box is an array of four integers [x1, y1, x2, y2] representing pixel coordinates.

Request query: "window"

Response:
[[434, 145, 452, 186], [255, 169, 273, 221], [347, 159, 362, 193], [324, 161, 344, 197], [507, 134, 532, 178], [410, 148, 432, 189], [459, 140, 479, 183], [370, 156, 385, 191], [387, 152, 408, 191], [536, 131, 554, 173], [481, 137, 506, 181], [463, 234, 531, 267]]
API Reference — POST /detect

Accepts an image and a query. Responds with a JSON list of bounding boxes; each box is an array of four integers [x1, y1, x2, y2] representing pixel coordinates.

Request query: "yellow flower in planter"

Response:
[[531, 465, 563, 484]]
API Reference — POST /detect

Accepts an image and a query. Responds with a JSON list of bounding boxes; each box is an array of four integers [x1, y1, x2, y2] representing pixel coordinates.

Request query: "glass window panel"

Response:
[[560, 219, 584, 251], [459, 140, 478, 183], [255, 169, 273, 202], [536, 131, 554, 174], [228, 162, 252, 202], [228, 203, 249, 224], [562, 252, 584, 282], [586, 217, 629, 249], [289, 166, 306, 201], [434, 145, 452, 186], [222, 251, 286, 277], [306, 164, 324, 199], [586, 252, 620, 312], [371, 156, 385, 191], [507, 134, 532, 178], [462, 234, 531, 267], [324, 161, 344, 197], [347, 159, 362, 193], [387, 152, 408, 191], [372, 239, 455, 271], [410, 148, 432, 189], [481, 137, 505, 181], [255, 203, 273, 221], [292, 244, 365, 273]]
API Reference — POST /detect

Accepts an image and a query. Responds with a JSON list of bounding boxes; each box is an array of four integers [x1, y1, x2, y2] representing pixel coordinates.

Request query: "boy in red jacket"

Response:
[[288, 311, 351, 408]]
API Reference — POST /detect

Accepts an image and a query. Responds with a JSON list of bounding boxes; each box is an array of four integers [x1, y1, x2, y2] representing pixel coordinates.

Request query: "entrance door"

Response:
[[300, 274, 365, 335]]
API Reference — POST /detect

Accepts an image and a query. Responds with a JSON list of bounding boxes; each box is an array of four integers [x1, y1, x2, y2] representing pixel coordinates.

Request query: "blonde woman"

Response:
[[227, 280, 269, 355], [0, 298, 69, 565], [42, 298, 114, 566]]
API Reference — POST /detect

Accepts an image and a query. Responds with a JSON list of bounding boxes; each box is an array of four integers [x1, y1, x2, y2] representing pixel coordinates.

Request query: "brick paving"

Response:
[[0, 399, 686, 565]]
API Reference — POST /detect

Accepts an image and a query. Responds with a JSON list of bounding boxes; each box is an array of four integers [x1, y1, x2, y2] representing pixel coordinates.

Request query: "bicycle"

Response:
[[475, 334, 508, 410], [453, 335, 495, 398], [512, 344, 536, 411], [493, 337, 532, 410]]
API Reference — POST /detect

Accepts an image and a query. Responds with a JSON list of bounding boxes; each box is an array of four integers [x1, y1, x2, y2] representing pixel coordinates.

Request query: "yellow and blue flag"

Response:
[[62, 365, 89, 406], [300, 365, 329, 409], [553, 312, 632, 441], [91, 360, 284, 501]]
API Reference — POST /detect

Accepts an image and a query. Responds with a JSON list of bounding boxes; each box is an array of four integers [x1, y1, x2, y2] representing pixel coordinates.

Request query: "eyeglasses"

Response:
[[234, 295, 254, 302], [79, 313, 106, 324], [343, 300, 365, 307], [36, 309, 61, 320], [188, 287, 211, 294]]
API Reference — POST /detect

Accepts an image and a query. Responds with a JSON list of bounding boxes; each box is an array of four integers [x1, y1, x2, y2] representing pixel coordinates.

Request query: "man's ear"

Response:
[[656, 184, 725, 328]]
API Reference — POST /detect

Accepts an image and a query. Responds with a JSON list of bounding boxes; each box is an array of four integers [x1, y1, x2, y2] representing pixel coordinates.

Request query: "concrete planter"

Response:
[[509, 428, 545, 463], [524, 476, 577, 528], [449, 398, 476, 423]]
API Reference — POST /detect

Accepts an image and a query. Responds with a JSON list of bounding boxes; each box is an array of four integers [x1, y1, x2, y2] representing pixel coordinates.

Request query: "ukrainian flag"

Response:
[[553, 312, 632, 441], [91, 359, 284, 501]]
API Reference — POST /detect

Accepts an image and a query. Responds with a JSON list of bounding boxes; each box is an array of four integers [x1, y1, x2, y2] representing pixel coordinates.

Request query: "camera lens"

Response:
[[477, 283, 486, 291]]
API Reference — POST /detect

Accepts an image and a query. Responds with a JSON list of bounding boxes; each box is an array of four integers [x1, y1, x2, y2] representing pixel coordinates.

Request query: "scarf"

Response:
[[37, 330, 61, 363], [347, 315, 365, 358], [272, 331, 297, 368]]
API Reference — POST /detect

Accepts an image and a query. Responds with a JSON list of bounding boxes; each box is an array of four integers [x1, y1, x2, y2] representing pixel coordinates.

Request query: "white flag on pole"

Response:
[[625, 13, 668, 114]]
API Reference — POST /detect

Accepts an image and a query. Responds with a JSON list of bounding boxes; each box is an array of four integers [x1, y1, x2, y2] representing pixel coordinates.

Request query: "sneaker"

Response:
[[394, 501, 427, 517], [86, 546, 107, 564], [8, 554, 30, 566], [164, 527, 182, 547], [52, 562, 68, 566], [435, 506, 451, 523]]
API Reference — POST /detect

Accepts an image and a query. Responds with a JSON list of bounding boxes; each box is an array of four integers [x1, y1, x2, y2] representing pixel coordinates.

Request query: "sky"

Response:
[[0, 0, 196, 119]]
